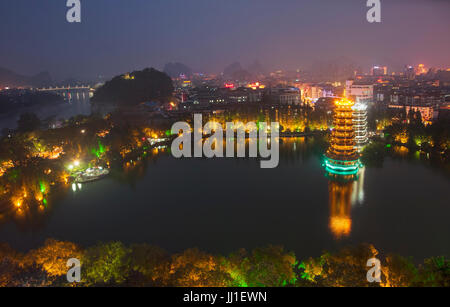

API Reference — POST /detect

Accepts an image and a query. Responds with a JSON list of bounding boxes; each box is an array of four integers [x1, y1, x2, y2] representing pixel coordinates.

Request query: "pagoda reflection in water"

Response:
[[326, 168, 365, 238], [323, 97, 364, 238]]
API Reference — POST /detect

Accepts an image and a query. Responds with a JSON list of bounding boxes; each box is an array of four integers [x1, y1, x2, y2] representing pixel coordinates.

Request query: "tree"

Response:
[[299, 244, 380, 287], [17, 112, 41, 132], [0, 243, 24, 286], [381, 254, 418, 287], [360, 142, 385, 168], [416, 256, 450, 287], [26, 239, 83, 278], [224, 245, 297, 287], [82, 242, 131, 285], [129, 244, 170, 286], [169, 248, 231, 287]]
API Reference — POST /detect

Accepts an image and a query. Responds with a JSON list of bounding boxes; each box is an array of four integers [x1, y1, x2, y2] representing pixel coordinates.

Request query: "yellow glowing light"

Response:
[[335, 98, 354, 107], [329, 216, 352, 238]]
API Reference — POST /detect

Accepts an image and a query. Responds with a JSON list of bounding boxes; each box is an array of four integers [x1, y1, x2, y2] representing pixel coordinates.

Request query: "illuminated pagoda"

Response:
[[324, 98, 361, 177], [352, 102, 368, 152]]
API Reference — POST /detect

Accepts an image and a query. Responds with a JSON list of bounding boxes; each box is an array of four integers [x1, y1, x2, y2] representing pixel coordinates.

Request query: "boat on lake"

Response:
[[74, 167, 109, 183]]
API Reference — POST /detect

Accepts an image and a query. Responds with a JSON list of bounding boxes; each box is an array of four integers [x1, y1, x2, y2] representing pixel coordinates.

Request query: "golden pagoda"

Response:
[[324, 98, 361, 176]]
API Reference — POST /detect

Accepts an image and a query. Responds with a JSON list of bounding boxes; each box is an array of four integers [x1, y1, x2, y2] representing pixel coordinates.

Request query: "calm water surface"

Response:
[[0, 139, 449, 261], [0, 90, 91, 130]]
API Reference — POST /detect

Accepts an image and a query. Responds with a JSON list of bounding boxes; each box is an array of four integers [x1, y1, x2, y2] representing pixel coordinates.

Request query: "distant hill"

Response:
[[91, 68, 174, 106], [223, 62, 243, 78], [247, 60, 266, 76], [308, 57, 360, 82], [0, 67, 52, 88], [163, 62, 193, 79]]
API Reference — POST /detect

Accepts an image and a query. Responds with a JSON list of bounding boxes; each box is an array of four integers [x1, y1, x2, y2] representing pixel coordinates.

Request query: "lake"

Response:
[[0, 138, 449, 262], [0, 89, 91, 131]]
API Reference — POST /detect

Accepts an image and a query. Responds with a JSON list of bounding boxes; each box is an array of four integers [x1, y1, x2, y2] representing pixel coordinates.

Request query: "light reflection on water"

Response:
[[0, 90, 91, 131], [0, 138, 449, 263]]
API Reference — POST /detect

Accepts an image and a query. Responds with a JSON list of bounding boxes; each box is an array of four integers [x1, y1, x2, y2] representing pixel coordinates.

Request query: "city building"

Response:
[[352, 103, 368, 151], [371, 66, 387, 76], [345, 80, 374, 103], [269, 88, 301, 105]]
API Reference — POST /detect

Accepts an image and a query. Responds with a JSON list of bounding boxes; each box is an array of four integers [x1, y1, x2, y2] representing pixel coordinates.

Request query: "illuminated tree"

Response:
[[224, 245, 297, 287], [169, 248, 231, 287], [299, 244, 380, 287], [381, 254, 418, 287], [129, 244, 171, 286], [0, 243, 24, 286], [416, 256, 450, 287], [82, 241, 131, 285], [26, 239, 83, 278]]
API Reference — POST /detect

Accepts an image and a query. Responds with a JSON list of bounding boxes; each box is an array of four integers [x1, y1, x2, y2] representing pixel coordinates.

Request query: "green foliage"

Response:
[[0, 240, 449, 287], [169, 248, 232, 287], [360, 141, 385, 168], [299, 244, 380, 287], [129, 244, 170, 286], [26, 239, 82, 278], [225, 245, 297, 287], [416, 256, 450, 287], [382, 254, 418, 287], [82, 241, 131, 285]]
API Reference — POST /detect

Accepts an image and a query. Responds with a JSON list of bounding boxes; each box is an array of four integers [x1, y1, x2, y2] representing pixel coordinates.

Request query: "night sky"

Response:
[[1, 0, 449, 79]]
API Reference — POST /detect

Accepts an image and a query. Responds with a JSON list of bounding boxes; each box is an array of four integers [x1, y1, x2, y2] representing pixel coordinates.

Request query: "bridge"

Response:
[[37, 86, 91, 91], [37, 86, 93, 100]]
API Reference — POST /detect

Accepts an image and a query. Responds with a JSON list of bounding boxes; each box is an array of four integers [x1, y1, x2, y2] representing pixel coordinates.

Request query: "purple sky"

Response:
[[0, 0, 449, 79]]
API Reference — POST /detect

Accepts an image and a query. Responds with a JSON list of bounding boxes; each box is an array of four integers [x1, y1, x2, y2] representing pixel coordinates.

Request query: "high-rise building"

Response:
[[416, 64, 427, 75], [324, 98, 361, 176], [345, 80, 374, 103], [404, 65, 416, 80], [352, 102, 368, 151], [371, 65, 387, 76]]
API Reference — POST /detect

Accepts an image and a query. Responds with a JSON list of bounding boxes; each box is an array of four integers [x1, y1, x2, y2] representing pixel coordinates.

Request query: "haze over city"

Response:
[[1, 0, 449, 80]]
